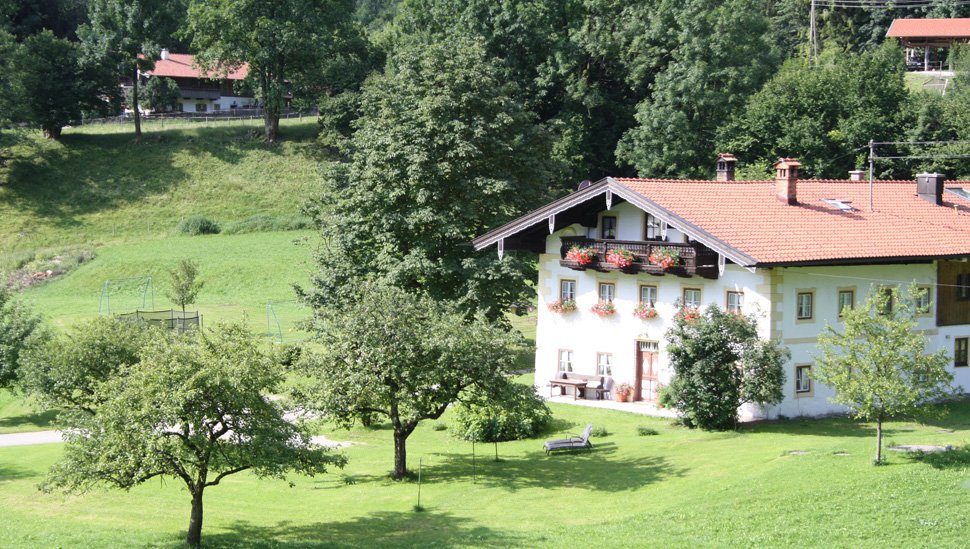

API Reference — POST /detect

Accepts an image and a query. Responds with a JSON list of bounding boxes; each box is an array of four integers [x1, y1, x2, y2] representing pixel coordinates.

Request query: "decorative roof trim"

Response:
[[472, 178, 759, 268]]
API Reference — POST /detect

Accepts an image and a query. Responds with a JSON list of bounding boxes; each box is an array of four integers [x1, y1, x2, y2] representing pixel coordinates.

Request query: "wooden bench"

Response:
[[550, 373, 613, 400]]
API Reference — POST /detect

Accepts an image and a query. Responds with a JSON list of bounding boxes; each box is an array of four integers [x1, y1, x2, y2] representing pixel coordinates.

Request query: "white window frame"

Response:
[[684, 288, 701, 309], [599, 282, 616, 303], [560, 279, 576, 301], [640, 285, 657, 306], [795, 365, 811, 393], [726, 291, 743, 313], [838, 290, 854, 318], [597, 353, 612, 376], [558, 349, 574, 372], [796, 292, 813, 320]]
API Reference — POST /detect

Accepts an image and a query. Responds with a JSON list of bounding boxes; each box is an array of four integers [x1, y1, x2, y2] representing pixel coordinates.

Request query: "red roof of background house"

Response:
[[616, 177, 970, 265], [887, 18, 970, 38], [144, 53, 248, 80]]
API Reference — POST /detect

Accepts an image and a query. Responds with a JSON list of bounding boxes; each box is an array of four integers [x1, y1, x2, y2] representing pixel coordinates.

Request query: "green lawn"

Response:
[[2, 397, 969, 547]]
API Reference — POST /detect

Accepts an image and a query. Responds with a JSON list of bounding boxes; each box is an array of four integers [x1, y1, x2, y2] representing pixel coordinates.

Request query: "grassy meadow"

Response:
[[2, 389, 970, 547]]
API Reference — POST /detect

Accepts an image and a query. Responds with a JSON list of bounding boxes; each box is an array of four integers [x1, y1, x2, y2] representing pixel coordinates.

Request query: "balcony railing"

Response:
[[559, 237, 719, 279]]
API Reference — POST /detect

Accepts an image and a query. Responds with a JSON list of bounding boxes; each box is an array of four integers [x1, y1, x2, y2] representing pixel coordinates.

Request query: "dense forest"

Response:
[[5, 0, 970, 183]]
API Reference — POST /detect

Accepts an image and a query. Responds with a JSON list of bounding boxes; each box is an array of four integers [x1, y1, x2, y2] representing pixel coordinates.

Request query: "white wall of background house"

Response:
[[534, 201, 970, 420]]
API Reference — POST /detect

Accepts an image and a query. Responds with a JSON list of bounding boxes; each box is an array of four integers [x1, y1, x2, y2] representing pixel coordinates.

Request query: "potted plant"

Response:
[[633, 302, 659, 320], [565, 246, 596, 265], [648, 246, 681, 269], [615, 382, 633, 403], [656, 383, 672, 409], [548, 299, 577, 315], [590, 300, 616, 317], [605, 247, 636, 268]]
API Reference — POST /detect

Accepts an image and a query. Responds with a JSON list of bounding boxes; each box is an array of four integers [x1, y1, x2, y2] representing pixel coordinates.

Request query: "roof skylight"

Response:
[[821, 199, 855, 211]]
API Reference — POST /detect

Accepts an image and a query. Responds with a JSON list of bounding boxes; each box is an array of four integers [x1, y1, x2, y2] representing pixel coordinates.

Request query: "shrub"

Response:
[[221, 214, 314, 235], [432, 422, 447, 431], [450, 383, 552, 443], [590, 425, 610, 437], [637, 425, 659, 436], [175, 215, 220, 236]]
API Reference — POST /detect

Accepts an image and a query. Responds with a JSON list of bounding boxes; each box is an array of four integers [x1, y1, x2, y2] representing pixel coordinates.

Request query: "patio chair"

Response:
[[543, 423, 594, 454]]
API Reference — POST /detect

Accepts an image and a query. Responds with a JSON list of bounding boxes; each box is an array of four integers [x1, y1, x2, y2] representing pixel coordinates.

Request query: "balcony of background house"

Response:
[[559, 236, 719, 279], [179, 87, 221, 100]]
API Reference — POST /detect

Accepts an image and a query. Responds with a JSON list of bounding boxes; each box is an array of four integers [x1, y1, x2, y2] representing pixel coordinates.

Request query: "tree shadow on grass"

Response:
[[193, 511, 523, 548], [0, 408, 59, 431], [419, 443, 686, 493], [0, 463, 36, 482], [742, 416, 908, 439]]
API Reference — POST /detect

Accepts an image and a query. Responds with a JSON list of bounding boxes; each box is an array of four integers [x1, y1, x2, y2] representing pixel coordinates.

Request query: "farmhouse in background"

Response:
[[125, 49, 256, 114], [474, 155, 970, 419], [887, 17, 970, 71]]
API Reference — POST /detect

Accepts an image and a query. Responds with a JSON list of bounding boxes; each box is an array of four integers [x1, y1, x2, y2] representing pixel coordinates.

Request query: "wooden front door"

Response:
[[634, 340, 659, 402]]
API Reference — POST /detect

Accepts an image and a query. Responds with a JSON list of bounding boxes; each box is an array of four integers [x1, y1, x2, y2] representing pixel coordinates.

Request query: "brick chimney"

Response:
[[775, 158, 801, 205], [849, 170, 866, 181], [716, 153, 737, 182], [917, 172, 945, 205]]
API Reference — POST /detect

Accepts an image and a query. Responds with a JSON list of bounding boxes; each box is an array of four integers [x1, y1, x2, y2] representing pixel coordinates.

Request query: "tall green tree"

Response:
[[616, 0, 777, 178], [663, 305, 789, 430], [128, 75, 181, 113], [184, 0, 357, 143], [42, 322, 346, 548], [718, 43, 909, 179], [300, 37, 557, 321], [0, 284, 45, 390], [6, 30, 118, 138], [79, 0, 182, 139], [814, 285, 958, 463], [19, 316, 155, 415], [296, 285, 523, 479]]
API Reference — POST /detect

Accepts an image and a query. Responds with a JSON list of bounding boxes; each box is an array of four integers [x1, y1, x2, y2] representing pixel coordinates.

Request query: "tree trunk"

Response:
[[186, 488, 204, 547], [393, 429, 408, 480], [264, 107, 280, 143], [132, 66, 142, 140], [875, 418, 883, 463], [42, 126, 62, 139]]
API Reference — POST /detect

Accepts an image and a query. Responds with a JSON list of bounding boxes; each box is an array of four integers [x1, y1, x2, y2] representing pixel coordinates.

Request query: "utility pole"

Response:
[[810, 0, 819, 66], [868, 139, 875, 212]]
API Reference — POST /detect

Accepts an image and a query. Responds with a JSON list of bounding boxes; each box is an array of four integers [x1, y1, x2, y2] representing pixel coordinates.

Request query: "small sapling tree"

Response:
[[664, 305, 788, 430], [42, 321, 345, 547], [165, 258, 204, 313], [296, 284, 523, 479], [814, 284, 958, 463]]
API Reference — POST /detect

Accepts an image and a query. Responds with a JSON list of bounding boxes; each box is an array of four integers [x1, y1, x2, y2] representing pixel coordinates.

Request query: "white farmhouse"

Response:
[[473, 156, 970, 419]]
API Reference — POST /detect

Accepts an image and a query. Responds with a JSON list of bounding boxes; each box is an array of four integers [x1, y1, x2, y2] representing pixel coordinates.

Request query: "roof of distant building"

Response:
[[143, 53, 248, 80], [887, 18, 970, 39]]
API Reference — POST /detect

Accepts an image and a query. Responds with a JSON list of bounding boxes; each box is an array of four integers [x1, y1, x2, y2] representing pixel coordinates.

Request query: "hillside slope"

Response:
[[0, 118, 328, 264]]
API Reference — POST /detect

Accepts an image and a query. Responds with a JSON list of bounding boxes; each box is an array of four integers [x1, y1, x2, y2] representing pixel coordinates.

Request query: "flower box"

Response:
[[565, 246, 596, 265], [633, 302, 659, 320], [605, 248, 636, 268], [590, 300, 616, 317], [648, 246, 681, 269], [548, 299, 577, 315]]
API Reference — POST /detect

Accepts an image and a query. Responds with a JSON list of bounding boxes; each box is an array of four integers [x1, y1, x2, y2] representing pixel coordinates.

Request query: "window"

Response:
[[726, 291, 743, 313], [959, 274, 970, 301], [644, 214, 661, 240], [795, 365, 812, 393], [640, 285, 657, 306], [956, 338, 969, 367], [684, 288, 701, 309], [213, 103, 221, 111], [196, 102, 207, 112], [915, 286, 931, 314], [558, 350, 574, 372], [560, 279, 576, 301], [597, 353, 612, 376], [639, 340, 659, 352], [796, 292, 813, 320], [176, 102, 184, 112], [601, 216, 617, 239], [838, 290, 854, 318], [599, 282, 615, 302]]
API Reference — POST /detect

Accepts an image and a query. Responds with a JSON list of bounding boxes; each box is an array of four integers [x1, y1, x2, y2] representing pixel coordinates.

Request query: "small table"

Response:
[[549, 378, 589, 400]]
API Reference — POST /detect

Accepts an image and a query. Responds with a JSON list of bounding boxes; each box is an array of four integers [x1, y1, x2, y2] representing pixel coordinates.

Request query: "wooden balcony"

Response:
[[559, 237, 719, 279]]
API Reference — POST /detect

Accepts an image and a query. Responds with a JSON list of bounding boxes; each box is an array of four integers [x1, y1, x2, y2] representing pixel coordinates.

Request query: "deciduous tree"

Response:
[[165, 258, 204, 313], [42, 321, 345, 548], [814, 285, 958, 463], [663, 305, 788, 430], [0, 283, 45, 389], [296, 285, 523, 479], [129, 75, 181, 113], [184, 0, 357, 142], [300, 37, 557, 321]]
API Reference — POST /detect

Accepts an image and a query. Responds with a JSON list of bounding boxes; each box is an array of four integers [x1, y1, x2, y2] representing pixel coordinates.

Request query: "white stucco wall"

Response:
[[534, 202, 970, 420]]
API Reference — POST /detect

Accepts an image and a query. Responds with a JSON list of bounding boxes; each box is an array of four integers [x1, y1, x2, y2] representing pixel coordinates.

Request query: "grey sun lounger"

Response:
[[543, 423, 594, 454]]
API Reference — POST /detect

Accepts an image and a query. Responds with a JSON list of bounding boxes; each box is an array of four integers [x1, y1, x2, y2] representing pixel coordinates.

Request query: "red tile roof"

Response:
[[616, 177, 970, 265], [144, 53, 248, 80], [887, 18, 970, 38]]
